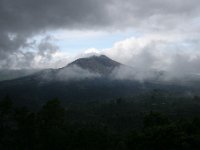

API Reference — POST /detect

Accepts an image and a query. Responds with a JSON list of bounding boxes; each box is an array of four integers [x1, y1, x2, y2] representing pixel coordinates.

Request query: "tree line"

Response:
[[1, 95, 200, 150]]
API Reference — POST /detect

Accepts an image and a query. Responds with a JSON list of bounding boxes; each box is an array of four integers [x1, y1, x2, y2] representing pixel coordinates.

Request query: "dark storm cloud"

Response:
[[0, 0, 200, 69], [0, 0, 111, 33], [0, 0, 112, 68], [0, 0, 109, 61], [1, 0, 199, 42], [1, 0, 199, 34]]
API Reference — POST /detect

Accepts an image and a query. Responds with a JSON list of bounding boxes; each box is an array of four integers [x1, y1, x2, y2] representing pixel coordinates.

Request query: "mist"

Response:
[[38, 65, 101, 82], [56, 65, 101, 81], [100, 35, 200, 82], [1, 0, 200, 83]]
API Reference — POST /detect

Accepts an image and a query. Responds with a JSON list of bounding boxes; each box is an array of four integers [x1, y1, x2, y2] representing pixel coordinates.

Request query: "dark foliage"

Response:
[[1, 95, 200, 150]]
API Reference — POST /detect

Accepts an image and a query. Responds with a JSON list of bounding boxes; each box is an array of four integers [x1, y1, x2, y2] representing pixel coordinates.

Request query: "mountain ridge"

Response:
[[0, 55, 198, 108], [64, 55, 121, 75]]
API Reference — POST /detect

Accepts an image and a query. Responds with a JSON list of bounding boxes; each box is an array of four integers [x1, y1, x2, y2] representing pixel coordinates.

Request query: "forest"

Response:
[[1, 92, 200, 150]]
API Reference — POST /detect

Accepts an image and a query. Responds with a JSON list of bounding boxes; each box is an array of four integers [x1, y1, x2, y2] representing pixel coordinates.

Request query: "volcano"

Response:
[[0, 55, 194, 108], [66, 55, 121, 75]]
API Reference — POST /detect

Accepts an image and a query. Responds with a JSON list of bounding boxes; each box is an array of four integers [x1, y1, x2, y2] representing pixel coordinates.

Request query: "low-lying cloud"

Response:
[[101, 33, 200, 81], [1, 0, 200, 70], [40, 65, 101, 81], [0, 0, 200, 83], [56, 65, 101, 81]]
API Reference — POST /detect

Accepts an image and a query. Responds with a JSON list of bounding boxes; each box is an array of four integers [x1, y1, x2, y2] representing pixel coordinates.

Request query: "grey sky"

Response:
[[0, 0, 200, 77]]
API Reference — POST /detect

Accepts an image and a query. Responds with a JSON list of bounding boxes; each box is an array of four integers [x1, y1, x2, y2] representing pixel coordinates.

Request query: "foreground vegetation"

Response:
[[1, 93, 200, 150]]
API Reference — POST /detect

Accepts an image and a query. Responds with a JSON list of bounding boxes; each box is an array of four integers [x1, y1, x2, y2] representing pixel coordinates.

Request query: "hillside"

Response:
[[0, 55, 197, 108]]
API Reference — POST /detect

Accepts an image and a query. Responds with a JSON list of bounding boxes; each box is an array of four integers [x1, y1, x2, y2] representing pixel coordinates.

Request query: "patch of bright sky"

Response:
[[49, 29, 140, 54]]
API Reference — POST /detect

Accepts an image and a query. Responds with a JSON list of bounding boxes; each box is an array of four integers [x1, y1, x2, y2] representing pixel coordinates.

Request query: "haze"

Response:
[[0, 0, 200, 79]]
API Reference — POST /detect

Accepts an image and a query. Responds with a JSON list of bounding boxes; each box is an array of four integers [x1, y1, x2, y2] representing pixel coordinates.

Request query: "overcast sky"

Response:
[[1, 0, 200, 77]]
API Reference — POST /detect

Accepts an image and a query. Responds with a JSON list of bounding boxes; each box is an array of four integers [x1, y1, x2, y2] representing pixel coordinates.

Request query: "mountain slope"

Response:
[[0, 69, 40, 81], [0, 55, 196, 108], [66, 55, 121, 75]]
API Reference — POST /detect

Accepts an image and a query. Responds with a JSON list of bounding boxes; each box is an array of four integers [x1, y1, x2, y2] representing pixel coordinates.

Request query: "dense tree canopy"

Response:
[[1, 94, 200, 150]]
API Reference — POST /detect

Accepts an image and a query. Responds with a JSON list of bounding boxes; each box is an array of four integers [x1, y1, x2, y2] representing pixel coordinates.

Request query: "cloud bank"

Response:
[[102, 33, 200, 81], [56, 65, 101, 81], [1, 0, 200, 81]]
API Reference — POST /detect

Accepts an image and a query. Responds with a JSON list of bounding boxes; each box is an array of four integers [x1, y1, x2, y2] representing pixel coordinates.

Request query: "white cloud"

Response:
[[98, 32, 200, 80], [56, 65, 101, 81]]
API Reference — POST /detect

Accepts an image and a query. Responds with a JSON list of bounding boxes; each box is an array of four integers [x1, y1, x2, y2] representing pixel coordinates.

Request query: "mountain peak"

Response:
[[90, 54, 109, 59], [67, 55, 121, 75]]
